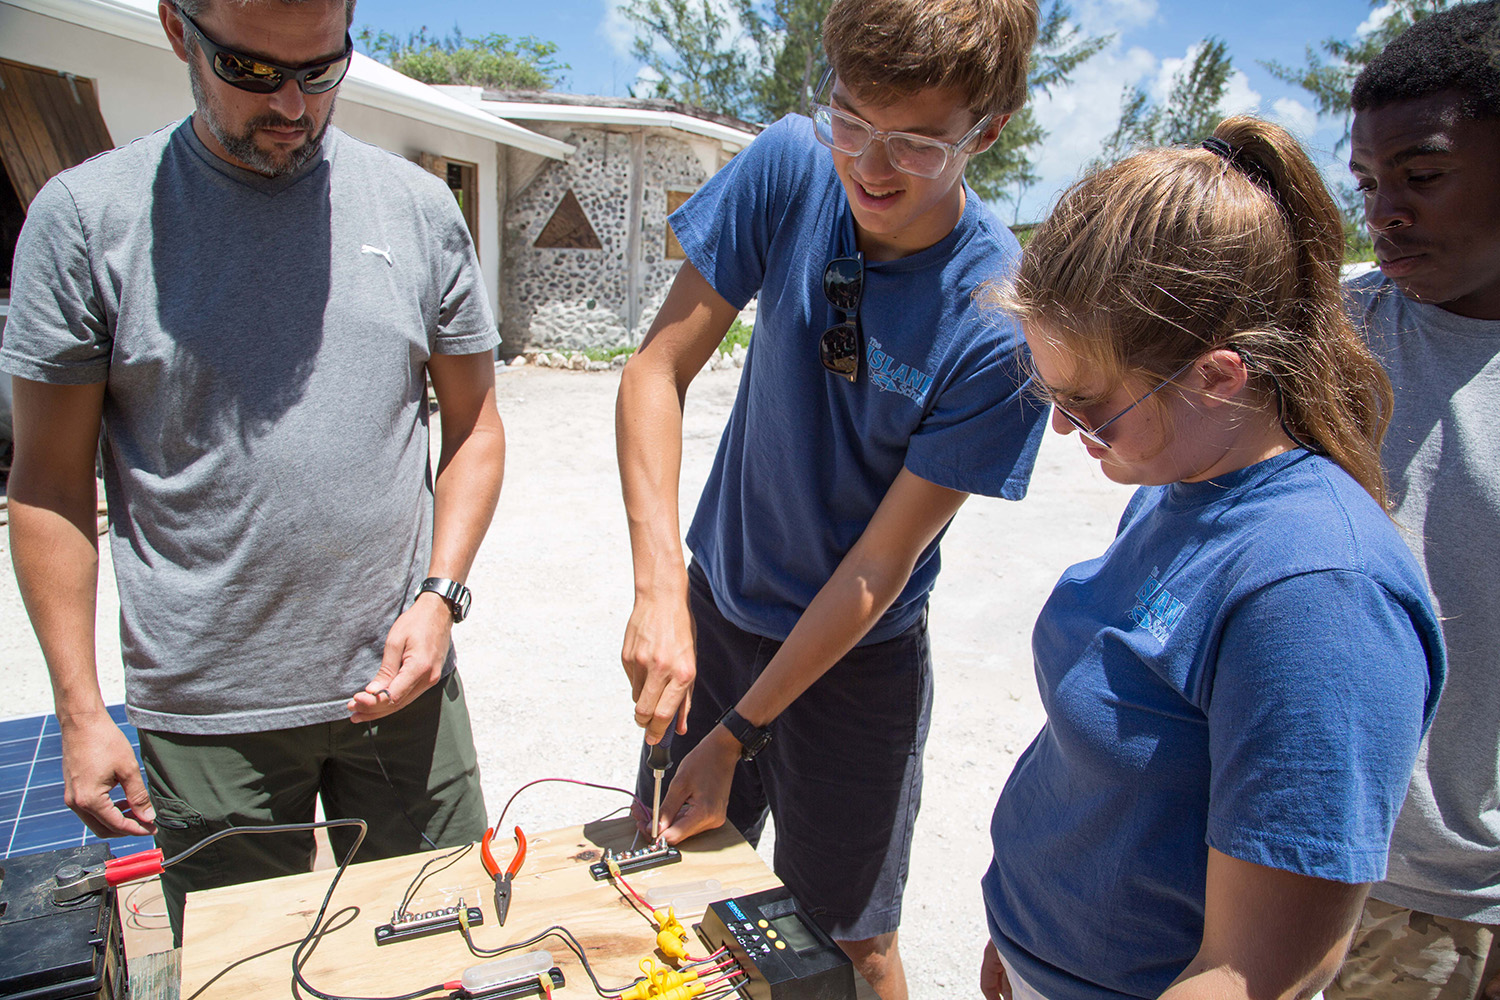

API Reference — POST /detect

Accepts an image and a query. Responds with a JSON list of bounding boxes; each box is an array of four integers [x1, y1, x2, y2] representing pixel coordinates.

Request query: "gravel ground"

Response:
[[1, 364, 1132, 997]]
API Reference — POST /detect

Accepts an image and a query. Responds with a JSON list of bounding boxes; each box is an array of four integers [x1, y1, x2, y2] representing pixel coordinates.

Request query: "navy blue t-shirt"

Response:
[[671, 115, 1047, 642], [983, 450, 1445, 1000]]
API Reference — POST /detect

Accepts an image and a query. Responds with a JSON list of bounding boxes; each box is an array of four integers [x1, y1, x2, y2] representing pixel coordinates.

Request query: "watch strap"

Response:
[[418, 577, 471, 623], [716, 707, 772, 761]]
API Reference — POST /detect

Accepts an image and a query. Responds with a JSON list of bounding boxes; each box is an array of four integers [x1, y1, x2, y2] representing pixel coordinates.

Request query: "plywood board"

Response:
[[179, 819, 796, 1000]]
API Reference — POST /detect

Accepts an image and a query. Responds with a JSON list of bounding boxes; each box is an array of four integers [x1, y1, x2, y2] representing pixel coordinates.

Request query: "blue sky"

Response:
[[349, 0, 1388, 220]]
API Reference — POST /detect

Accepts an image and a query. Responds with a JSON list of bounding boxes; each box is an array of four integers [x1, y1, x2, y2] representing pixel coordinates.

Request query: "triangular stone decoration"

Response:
[[534, 189, 603, 250]]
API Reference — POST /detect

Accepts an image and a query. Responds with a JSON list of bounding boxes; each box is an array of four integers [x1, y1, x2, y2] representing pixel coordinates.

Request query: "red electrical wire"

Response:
[[612, 872, 654, 911]]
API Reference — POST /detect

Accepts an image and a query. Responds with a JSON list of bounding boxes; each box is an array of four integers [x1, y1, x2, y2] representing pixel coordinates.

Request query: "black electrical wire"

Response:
[[396, 842, 474, 919], [490, 779, 645, 835], [458, 923, 637, 998], [365, 722, 440, 852], [155, 819, 447, 1000], [284, 819, 454, 1000]]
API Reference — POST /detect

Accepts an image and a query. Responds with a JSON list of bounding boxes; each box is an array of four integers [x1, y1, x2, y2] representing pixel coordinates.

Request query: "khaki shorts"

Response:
[[1330, 897, 1500, 1000]]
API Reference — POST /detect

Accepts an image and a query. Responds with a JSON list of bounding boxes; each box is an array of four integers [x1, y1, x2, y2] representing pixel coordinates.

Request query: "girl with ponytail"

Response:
[[978, 117, 1446, 1000]]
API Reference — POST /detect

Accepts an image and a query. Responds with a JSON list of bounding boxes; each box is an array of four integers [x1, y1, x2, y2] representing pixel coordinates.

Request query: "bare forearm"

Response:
[[8, 486, 105, 719], [616, 357, 691, 601], [429, 420, 504, 582], [735, 471, 967, 726], [736, 547, 910, 726]]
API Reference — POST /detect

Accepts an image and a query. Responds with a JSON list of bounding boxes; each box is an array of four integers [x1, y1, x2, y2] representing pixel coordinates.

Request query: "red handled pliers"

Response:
[[480, 826, 526, 926], [53, 848, 165, 902]]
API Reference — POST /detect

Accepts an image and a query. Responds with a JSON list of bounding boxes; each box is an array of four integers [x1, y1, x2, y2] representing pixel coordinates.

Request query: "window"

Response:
[[419, 153, 479, 252], [534, 188, 602, 250], [664, 189, 694, 260]]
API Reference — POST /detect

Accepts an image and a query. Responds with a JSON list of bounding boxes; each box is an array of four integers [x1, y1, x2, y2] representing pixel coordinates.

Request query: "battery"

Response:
[[0, 844, 127, 1000]]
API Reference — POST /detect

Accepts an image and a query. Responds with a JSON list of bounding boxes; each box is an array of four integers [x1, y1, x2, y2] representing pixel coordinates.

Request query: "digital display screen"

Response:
[[769, 913, 821, 954]]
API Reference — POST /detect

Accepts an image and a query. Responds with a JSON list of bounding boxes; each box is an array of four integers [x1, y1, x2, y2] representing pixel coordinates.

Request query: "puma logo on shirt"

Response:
[[361, 244, 393, 266]]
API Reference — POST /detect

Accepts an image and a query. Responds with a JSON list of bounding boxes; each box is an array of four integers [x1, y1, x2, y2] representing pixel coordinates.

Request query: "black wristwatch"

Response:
[[717, 707, 772, 761], [418, 577, 472, 623]]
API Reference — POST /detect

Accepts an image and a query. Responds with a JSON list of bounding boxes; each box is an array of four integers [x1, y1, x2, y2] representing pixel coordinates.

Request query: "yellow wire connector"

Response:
[[620, 958, 703, 1000], [652, 908, 690, 961]]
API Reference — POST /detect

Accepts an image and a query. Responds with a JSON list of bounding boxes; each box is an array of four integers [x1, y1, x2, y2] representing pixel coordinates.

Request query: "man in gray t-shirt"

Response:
[[1332, 5, 1500, 998], [1, 0, 503, 940]]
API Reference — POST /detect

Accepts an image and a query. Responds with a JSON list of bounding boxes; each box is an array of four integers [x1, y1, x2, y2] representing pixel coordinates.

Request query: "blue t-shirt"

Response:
[[671, 115, 1046, 642], [982, 450, 1445, 1000]]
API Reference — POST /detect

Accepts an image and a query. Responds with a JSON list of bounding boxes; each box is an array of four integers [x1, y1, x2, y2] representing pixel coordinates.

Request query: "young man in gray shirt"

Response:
[[1334, 3, 1500, 997], [1, 0, 504, 941]]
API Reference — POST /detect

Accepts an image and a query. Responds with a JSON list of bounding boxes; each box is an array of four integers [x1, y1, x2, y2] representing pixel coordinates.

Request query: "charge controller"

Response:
[[697, 886, 855, 1000]]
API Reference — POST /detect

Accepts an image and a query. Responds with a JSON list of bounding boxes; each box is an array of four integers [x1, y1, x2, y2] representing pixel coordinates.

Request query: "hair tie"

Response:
[[1201, 136, 1233, 159], [1201, 136, 1276, 195]]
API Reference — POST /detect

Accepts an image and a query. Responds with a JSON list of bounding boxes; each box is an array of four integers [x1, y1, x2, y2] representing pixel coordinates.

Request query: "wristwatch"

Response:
[[418, 577, 472, 623], [716, 707, 772, 761]]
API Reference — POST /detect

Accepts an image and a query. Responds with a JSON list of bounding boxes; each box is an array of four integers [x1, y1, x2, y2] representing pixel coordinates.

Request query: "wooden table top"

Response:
[[177, 817, 871, 1000]]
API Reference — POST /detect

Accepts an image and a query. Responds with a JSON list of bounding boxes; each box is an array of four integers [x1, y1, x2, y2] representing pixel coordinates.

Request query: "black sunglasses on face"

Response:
[[174, 4, 353, 95], [820, 253, 864, 382]]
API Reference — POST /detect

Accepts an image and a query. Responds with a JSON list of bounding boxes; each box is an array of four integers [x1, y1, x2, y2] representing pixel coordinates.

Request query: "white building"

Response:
[[441, 89, 759, 355], [0, 0, 761, 383], [0, 0, 572, 338]]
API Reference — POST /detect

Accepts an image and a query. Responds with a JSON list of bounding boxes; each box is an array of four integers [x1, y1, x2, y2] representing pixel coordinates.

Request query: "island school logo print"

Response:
[[865, 336, 934, 405], [1131, 572, 1185, 643], [361, 243, 393, 266]]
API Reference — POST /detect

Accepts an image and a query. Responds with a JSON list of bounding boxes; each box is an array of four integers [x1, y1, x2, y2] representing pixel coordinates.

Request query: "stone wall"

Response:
[[502, 125, 717, 355]]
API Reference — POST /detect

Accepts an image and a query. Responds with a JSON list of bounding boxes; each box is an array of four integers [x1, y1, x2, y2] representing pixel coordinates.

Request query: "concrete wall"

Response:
[[0, 4, 503, 313], [502, 122, 723, 355]]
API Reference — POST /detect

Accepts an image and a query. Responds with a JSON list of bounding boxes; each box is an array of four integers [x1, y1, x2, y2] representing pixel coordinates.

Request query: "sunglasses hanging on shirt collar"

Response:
[[174, 3, 353, 95], [820, 253, 864, 383]]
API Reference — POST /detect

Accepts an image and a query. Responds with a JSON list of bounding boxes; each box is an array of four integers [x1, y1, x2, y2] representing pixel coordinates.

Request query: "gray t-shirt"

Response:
[[1, 121, 498, 734], [1347, 269, 1500, 923]]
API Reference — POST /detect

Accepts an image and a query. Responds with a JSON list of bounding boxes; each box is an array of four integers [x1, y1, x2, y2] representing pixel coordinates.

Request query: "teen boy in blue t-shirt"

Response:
[[615, 2, 1045, 996]]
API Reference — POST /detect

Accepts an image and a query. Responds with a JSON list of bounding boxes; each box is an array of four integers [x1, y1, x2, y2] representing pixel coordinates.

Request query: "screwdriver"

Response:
[[647, 740, 672, 844]]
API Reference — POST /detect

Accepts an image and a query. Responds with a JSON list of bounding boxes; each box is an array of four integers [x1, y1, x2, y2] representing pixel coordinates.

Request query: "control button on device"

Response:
[[766, 931, 778, 940], [776, 941, 787, 950], [758, 920, 769, 928]]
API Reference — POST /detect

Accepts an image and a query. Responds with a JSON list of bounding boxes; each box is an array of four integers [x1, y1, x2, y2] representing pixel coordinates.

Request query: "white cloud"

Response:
[[1024, 43, 1156, 211], [1270, 97, 1319, 139], [1147, 42, 1259, 113], [600, 1, 636, 60], [1072, 0, 1160, 35], [1017, 38, 1270, 220], [1222, 70, 1261, 117], [1357, 2, 1398, 38]]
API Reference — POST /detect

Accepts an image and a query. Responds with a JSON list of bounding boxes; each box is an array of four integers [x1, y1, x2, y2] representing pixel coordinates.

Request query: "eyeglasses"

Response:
[[1049, 358, 1198, 449], [820, 253, 864, 382], [174, 4, 353, 95], [809, 70, 992, 179]]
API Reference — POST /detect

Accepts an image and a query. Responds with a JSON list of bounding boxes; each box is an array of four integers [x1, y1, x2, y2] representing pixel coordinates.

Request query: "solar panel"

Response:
[[0, 705, 157, 861]]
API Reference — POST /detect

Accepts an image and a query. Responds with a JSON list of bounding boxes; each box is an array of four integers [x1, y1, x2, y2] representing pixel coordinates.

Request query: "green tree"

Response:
[[1100, 36, 1233, 161], [746, 0, 827, 123], [1262, 0, 1451, 144], [357, 27, 567, 90], [621, 0, 761, 117], [966, 1, 1111, 219], [1262, 1, 1452, 259]]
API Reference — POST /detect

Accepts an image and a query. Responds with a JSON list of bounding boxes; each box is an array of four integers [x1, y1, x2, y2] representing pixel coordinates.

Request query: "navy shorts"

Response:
[[638, 562, 933, 941]]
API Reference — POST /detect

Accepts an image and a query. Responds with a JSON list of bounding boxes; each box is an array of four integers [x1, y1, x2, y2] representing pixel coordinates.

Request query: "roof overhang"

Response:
[[438, 88, 757, 153], [0, 0, 574, 159]]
